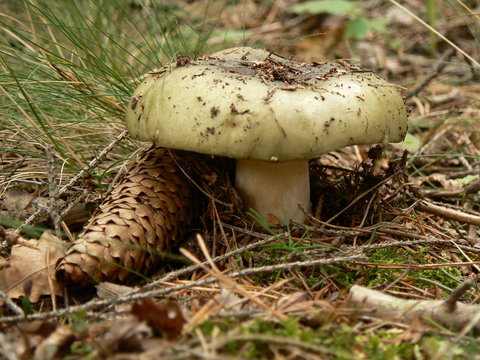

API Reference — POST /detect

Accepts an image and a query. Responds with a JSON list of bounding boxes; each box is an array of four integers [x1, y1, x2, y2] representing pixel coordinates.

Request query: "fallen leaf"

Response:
[[0, 226, 20, 246], [12, 320, 58, 358], [395, 312, 423, 344], [0, 189, 50, 221], [218, 286, 246, 311], [276, 291, 313, 314], [427, 173, 463, 192], [96, 281, 136, 299], [34, 325, 76, 360], [131, 299, 186, 339], [0, 231, 67, 302], [98, 317, 151, 356]]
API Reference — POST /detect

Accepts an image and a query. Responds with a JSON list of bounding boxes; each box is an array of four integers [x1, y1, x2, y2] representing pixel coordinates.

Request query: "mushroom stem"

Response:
[[235, 159, 310, 224]]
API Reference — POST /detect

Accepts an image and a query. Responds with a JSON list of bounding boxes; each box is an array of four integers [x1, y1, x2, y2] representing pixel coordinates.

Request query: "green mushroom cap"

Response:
[[126, 47, 408, 162]]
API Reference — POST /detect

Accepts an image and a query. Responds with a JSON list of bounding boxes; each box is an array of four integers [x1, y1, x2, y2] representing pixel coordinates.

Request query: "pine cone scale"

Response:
[[56, 147, 196, 286]]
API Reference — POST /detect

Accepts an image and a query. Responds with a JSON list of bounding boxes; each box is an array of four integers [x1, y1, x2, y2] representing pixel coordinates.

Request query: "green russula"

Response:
[[126, 47, 408, 224]]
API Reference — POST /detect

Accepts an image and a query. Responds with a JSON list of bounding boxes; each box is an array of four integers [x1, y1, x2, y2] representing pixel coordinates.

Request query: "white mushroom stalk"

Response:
[[126, 47, 408, 224], [235, 159, 309, 224]]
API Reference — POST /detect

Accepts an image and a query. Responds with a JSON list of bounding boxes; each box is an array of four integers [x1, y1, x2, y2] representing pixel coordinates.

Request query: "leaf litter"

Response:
[[1, 0, 480, 358], [0, 231, 66, 303]]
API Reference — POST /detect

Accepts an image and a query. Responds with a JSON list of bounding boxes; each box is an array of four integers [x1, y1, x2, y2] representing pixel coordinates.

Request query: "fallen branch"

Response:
[[0, 252, 365, 324], [354, 260, 480, 270], [416, 200, 480, 226], [349, 282, 480, 331]]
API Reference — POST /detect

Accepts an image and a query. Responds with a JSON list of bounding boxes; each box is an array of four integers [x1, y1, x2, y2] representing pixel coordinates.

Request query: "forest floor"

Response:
[[1, 1, 480, 359]]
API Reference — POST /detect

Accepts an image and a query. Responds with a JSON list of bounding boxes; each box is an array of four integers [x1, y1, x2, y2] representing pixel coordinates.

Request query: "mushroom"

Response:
[[126, 47, 408, 224]]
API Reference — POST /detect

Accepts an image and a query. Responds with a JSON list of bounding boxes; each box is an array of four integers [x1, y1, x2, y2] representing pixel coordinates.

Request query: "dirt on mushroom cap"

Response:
[[126, 47, 408, 162]]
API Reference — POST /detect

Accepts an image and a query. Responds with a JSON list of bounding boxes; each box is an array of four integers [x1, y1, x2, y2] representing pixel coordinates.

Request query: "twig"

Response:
[[59, 129, 129, 196], [405, 48, 454, 99], [224, 253, 365, 278], [146, 232, 287, 290], [17, 129, 128, 232], [181, 234, 288, 321], [303, 222, 479, 256], [0, 252, 365, 324], [45, 145, 62, 234], [388, 0, 480, 68], [355, 260, 480, 270], [445, 278, 476, 313], [0, 290, 24, 316], [349, 284, 480, 331], [416, 200, 480, 226], [304, 218, 473, 249], [365, 237, 480, 255]]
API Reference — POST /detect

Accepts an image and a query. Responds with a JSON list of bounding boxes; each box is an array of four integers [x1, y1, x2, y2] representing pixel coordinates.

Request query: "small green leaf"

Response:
[[290, 0, 359, 16], [346, 17, 369, 40], [214, 29, 251, 43], [366, 17, 388, 33], [457, 174, 480, 186], [401, 133, 422, 152], [347, 17, 387, 40], [21, 296, 32, 316]]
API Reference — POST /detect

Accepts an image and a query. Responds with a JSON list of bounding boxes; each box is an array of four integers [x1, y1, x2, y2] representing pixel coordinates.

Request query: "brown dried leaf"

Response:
[[0, 189, 51, 221], [131, 299, 186, 339], [218, 286, 246, 312], [96, 281, 136, 299], [0, 226, 20, 246], [33, 325, 76, 360], [0, 231, 67, 302], [98, 317, 151, 356], [275, 291, 314, 314], [8, 320, 59, 358], [426, 173, 463, 192]]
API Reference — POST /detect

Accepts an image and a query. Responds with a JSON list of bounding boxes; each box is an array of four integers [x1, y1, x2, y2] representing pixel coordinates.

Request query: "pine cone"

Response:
[[56, 147, 195, 287]]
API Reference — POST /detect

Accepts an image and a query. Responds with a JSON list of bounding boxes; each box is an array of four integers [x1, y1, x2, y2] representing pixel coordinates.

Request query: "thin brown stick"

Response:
[[355, 261, 480, 270], [405, 48, 454, 99], [0, 252, 365, 324], [45, 144, 62, 234], [387, 0, 480, 68], [416, 200, 480, 226], [17, 129, 128, 231], [325, 175, 394, 224], [0, 290, 24, 316], [445, 278, 476, 313], [181, 235, 288, 320]]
